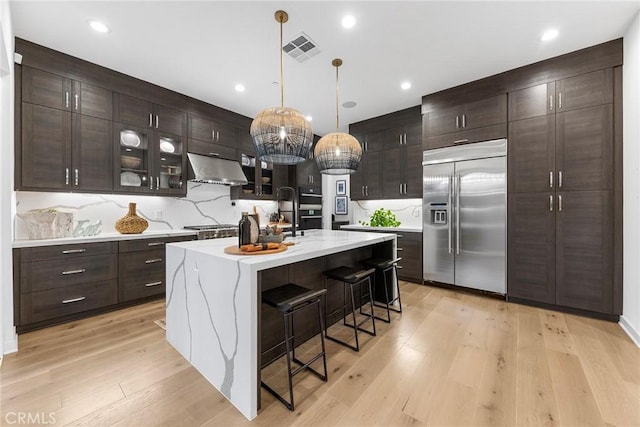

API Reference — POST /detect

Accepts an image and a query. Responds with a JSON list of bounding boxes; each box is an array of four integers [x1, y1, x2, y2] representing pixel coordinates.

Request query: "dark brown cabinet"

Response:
[[296, 136, 321, 187], [350, 150, 382, 200], [396, 231, 422, 283], [507, 67, 616, 316], [382, 144, 422, 199], [113, 122, 187, 196], [424, 94, 507, 148], [188, 114, 238, 147], [114, 93, 185, 136]]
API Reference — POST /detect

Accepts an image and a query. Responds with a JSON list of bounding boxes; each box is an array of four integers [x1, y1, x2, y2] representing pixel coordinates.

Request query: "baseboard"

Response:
[[619, 316, 640, 347], [3, 329, 18, 355]]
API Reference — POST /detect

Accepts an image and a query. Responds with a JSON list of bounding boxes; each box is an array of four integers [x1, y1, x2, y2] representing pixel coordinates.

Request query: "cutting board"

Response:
[[224, 243, 288, 256]]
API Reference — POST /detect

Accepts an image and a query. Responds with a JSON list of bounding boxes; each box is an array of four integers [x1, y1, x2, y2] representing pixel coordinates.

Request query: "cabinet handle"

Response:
[[399, 183, 403, 194], [558, 195, 563, 212], [156, 176, 160, 190], [558, 171, 563, 188], [145, 281, 163, 287], [397, 234, 404, 238], [147, 242, 165, 246], [549, 194, 553, 212], [62, 249, 86, 254], [397, 247, 404, 251], [549, 171, 553, 188], [155, 115, 159, 129], [208, 152, 220, 157], [145, 258, 163, 264], [365, 185, 369, 196], [404, 183, 407, 194], [403, 133, 407, 145], [462, 114, 466, 128], [149, 113, 153, 127], [65, 168, 69, 185], [216, 131, 220, 141], [75, 169, 79, 186], [212, 130, 215, 142], [549, 95, 553, 111], [65, 92, 69, 108], [74, 94, 79, 111], [399, 134, 403, 146], [62, 296, 85, 304], [396, 265, 404, 269], [149, 176, 154, 190], [558, 93, 562, 109], [454, 139, 469, 144], [448, 175, 453, 254], [365, 140, 368, 151], [456, 174, 461, 255], [62, 268, 86, 275]]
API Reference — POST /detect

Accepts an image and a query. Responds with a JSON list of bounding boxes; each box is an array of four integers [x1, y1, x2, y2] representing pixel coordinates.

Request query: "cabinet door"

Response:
[[381, 126, 405, 148], [404, 144, 423, 198], [556, 104, 613, 191], [114, 93, 153, 128], [364, 151, 382, 198], [463, 94, 507, 130], [350, 156, 365, 200], [22, 67, 71, 111], [188, 115, 214, 142], [425, 104, 461, 136], [396, 232, 422, 282], [508, 82, 555, 121], [188, 139, 238, 161], [507, 193, 556, 304], [508, 115, 555, 193], [153, 132, 186, 195], [114, 123, 152, 194], [21, 103, 71, 190], [556, 69, 613, 112], [382, 147, 403, 198], [556, 190, 613, 313], [72, 114, 113, 191], [362, 131, 384, 152], [155, 104, 185, 136], [73, 81, 113, 120], [404, 120, 422, 146]]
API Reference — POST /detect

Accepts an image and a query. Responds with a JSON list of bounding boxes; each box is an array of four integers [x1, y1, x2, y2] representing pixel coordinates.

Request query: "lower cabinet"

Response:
[[14, 235, 194, 332]]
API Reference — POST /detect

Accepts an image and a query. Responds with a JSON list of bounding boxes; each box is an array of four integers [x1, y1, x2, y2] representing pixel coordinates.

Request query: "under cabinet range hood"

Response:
[[187, 153, 248, 186]]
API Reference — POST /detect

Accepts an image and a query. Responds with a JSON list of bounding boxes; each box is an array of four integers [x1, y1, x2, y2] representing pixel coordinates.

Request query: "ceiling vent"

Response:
[[282, 33, 321, 63]]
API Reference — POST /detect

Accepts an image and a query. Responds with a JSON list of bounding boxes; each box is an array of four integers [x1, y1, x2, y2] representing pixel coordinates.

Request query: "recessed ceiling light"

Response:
[[342, 101, 357, 108], [341, 15, 356, 29], [235, 84, 245, 92], [89, 20, 110, 33], [541, 29, 559, 41], [305, 115, 313, 122], [401, 81, 412, 90]]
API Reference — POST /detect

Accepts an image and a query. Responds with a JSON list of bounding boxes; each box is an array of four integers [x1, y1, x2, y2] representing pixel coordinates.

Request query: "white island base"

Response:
[[165, 229, 396, 420]]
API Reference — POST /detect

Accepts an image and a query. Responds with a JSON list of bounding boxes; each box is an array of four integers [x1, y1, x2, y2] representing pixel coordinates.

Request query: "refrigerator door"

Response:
[[423, 162, 455, 284], [454, 156, 506, 293]]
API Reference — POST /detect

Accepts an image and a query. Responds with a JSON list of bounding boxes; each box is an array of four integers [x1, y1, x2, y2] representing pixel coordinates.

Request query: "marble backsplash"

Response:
[[351, 199, 422, 229], [14, 183, 277, 240]]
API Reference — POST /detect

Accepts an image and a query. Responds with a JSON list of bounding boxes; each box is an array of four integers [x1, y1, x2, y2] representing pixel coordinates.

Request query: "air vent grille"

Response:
[[283, 32, 321, 63]]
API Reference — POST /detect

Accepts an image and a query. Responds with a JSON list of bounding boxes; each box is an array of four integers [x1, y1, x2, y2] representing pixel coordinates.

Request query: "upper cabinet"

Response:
[[19, 67, 113, 192], [296, 135, 322, 187], [114, 93, 185, 136], [424, 94, 507, 149]]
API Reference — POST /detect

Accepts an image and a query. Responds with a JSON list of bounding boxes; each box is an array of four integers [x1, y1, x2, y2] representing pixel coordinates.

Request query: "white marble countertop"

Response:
[[168, 229, 395, 271], [12, 229, 197, 248], [340, 224, 422, 233]]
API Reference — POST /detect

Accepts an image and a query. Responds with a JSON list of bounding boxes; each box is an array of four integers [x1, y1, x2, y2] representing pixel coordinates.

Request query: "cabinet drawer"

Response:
[[21, 254, 118, 293], [118, 235, 194, 253], [20, 242, 117, 262], [425, 123, 507, 149], [119, 250, 165, 301], [20, 279, 117, 324]]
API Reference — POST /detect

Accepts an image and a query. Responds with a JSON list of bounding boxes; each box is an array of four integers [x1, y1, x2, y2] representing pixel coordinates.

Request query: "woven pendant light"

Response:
[[314, 59, 362, 175], [250, 10, 313, 165]]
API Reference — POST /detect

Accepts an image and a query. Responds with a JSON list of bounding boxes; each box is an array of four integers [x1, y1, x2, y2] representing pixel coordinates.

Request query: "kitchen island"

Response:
[[165, 229, 395, 420]]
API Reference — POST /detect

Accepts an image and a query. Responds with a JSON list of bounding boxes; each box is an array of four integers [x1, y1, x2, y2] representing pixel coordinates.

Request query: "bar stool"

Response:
[[323, 266, 377, 352], [362, 257, 403, 323], [261, 283, 328, 411]]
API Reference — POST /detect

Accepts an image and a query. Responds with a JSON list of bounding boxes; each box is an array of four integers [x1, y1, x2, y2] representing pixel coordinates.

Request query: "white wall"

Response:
[[0, 0, 15, 355], [622, 11, 640, 346]]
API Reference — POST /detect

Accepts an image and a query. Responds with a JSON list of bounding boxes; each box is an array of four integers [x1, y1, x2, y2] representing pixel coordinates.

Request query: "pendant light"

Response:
[[314, 59, 362, 175], [250, 10, 313, 165]]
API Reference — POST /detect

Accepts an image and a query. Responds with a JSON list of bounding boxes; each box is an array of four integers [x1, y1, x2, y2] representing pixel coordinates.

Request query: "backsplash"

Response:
[[351, 199, 422, 229], [14, 183, 277, 240]]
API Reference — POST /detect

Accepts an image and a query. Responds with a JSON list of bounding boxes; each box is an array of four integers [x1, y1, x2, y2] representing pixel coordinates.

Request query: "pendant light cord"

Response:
[[279, 18, 284, 108], [335, 64, 340, 131]]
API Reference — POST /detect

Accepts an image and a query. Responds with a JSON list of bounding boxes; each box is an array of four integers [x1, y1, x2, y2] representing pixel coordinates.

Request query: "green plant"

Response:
[[358, 208, 401, 227]]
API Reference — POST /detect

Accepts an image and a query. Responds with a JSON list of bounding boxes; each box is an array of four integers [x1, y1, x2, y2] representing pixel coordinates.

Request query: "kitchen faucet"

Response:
[[276, 186, 297, 237]]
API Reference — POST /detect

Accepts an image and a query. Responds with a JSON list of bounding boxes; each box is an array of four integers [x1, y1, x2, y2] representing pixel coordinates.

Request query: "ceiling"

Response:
[[10, 1, 639, 136]]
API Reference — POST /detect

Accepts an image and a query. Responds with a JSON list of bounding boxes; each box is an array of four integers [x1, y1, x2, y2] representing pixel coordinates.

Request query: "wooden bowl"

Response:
[[121, 155, 142, 169]]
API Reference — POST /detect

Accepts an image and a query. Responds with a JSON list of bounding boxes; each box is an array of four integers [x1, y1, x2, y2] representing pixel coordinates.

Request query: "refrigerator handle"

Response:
[[448, 175, 453, 254], [456, 174, 461, 255]]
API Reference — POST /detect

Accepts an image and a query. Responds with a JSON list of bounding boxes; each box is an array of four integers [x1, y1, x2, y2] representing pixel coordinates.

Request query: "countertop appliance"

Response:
[[183, 224, 238, 240], [422, 139, 507, 294]]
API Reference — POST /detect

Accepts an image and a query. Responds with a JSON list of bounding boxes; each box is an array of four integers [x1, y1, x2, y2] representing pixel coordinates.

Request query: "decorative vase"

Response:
[[115, 202, 148, 234]]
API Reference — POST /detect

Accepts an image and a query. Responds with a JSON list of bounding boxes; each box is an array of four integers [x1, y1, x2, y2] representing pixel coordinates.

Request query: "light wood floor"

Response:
[[1, 282, 639, 426]]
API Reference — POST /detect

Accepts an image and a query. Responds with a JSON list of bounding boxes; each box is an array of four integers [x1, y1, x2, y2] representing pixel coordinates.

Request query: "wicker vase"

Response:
[[115, 202, 148, 234]]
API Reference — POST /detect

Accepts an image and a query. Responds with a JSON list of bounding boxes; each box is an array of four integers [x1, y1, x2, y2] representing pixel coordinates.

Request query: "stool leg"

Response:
[[387, 265, 403, 314], [366, 276, 377, 336], [381, 268, 391, 322], [348, 282, 360, 351], [317, 299, 328, 381], [284, 311, 295, 410]]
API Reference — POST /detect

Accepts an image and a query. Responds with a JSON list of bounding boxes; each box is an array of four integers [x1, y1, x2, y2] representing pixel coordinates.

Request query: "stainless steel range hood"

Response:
[[187, 153, 248, 186]]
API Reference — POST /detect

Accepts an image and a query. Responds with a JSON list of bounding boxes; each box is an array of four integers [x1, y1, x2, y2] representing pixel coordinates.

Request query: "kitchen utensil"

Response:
[[160, 139, 176, 153], [261, 177, 271, 184], [120, 171, 142, 187], [121, 131, 141, 147], [121, 155, 142, 169]]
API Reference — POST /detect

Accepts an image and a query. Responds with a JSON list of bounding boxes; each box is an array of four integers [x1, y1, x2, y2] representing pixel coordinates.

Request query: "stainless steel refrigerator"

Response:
[[422, 139, 507, 294]]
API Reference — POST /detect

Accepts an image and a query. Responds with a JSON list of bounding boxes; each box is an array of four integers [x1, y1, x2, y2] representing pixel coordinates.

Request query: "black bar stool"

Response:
[[323, 266, 376, 352], [261, 283, 328, 411], [362, 257, 403, 323]]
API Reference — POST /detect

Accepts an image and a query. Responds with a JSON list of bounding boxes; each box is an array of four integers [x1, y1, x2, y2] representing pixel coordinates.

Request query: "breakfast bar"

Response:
[[165, 229, 396, 420]]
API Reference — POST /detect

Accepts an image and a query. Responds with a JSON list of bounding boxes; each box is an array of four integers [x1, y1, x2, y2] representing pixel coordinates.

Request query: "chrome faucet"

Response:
[[276, 186, 297, 237]]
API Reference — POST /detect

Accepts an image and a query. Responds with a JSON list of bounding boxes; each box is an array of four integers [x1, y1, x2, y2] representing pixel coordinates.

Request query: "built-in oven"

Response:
[[298, 185, 322, 230]]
